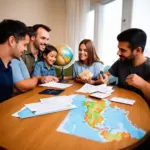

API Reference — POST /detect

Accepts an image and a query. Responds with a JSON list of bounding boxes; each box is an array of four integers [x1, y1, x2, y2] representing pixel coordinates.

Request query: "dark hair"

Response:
[[0, 19, 28, 44], [117, 28, 147, 52], [43, 44, 57, 57], [32, 24, 51, 36], [79, 39, 103, 66], [27, 26, 35, 37]]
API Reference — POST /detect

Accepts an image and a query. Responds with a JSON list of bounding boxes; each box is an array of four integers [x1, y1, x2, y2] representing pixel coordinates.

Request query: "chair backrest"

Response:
[[103, 65, 111, 72], [103, 65, 118, 85]]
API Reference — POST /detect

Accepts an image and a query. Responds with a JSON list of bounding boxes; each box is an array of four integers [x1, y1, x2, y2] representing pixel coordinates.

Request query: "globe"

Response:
[[55, 44, 73, 67], [55, 44, 73, 83]]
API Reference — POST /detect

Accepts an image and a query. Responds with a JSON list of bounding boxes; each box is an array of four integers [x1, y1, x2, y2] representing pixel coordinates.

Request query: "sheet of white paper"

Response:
[[76, 83, 113, 94], [76, 83, 98, 93], [41, 98, 73, 106], [39, 82, 72, 89], [25, 102, 70, 112], [110, 97, 135, 105], [40, 95, 77, 105], [96, 86, 113, 94], [25, 95, 77, 114], [90, 92, 111, 99], [25, 103, 48, 112], [34, 104, 76, 115], [40, 96, 68, 103]]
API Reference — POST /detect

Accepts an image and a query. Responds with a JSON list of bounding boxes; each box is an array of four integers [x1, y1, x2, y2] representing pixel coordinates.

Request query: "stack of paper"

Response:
[[12, 95, 77, 118], [39, 82, 72, 89], [76, 83, 114, 94], [90, 92, 111, 99]]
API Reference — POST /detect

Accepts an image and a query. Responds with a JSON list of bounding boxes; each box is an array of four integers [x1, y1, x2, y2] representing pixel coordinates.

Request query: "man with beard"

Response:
[[98, 28, 150, 150], [99, 28, 150, 103], [22, 24, 51, 75], [10, 25, 58, 94]]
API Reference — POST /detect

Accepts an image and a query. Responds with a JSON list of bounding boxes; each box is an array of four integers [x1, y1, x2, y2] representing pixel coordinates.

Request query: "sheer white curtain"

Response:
[[131, 0, 150, 57], [66, 0, 90, 60], [94, 0, 122, 65]]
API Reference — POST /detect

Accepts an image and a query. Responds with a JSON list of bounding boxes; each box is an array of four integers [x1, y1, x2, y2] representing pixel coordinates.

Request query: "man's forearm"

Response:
[[14, 76, 39, 93], [141, 81, 150, 101]]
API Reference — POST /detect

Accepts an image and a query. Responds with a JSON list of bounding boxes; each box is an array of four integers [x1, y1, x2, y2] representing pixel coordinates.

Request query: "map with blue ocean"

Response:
[[57, 95, 145, 142]]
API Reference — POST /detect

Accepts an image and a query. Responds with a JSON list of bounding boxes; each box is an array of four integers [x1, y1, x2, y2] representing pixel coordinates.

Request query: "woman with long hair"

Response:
[[73, 39, 104, 84]]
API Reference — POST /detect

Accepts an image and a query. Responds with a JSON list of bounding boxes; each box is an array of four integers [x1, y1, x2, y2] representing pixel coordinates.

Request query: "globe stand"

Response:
[[59, 67, 68, 83]]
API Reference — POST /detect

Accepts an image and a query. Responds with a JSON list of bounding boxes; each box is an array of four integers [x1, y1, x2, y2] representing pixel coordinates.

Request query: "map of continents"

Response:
[[57, 95, 145, 142]]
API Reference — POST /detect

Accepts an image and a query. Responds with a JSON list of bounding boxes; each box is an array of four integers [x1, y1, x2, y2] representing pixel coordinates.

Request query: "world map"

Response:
[[57, 95, 145, 142]]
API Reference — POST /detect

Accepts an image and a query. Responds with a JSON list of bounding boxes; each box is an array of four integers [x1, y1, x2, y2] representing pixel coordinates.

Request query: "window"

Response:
[[97, 0, 123, 65], [131, 0, 150, 57], [86, 10, 95, 40]]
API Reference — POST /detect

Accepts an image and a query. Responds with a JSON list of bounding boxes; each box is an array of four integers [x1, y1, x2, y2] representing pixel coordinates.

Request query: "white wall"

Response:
[[0, 0, 66, 46]]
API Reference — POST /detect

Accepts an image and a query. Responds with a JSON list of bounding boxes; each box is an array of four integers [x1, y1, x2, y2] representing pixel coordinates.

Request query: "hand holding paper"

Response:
[[79, 69, 93, 81]]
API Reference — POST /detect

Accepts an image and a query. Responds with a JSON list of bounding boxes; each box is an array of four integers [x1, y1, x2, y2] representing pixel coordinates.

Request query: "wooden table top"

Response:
[[0, 80, 150, 150]]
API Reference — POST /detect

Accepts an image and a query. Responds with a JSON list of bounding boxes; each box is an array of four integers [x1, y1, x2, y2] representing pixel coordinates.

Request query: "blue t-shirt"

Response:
[[73, 61, 103, 80], [11, 58, 30, 83], [32, 61, 56, 77], [0, 58, 13, 102]]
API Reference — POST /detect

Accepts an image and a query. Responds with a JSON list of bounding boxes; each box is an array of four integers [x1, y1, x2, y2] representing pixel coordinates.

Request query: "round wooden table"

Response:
[[0, 81, 150, 150]]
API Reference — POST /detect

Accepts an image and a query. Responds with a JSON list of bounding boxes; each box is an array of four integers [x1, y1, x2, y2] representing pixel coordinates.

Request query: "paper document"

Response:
[[25, 100, 76, 115], [90, 92, 111, 99], [12, 94, 77, 118], [110, 97, 135, 105], [39, 82, 72, 89], [34, 105, 76, 115], [40, 95, 77, 104], [25, 102, 48, 112], [76, 83, 113, 94]]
